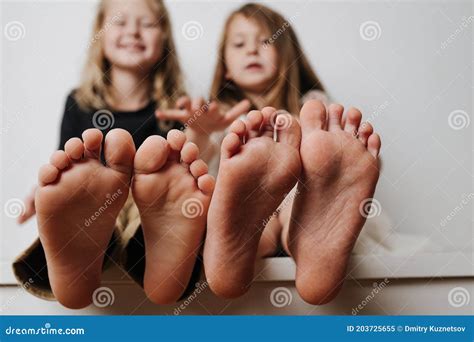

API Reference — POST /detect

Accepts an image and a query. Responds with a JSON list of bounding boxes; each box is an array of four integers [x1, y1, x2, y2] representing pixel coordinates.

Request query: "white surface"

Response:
[[1, 0, 472, 290], [1, 263, 473, 315]]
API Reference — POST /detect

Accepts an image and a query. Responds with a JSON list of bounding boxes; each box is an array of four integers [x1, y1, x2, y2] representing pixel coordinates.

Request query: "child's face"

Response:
[[102, 0, 164, 72], [224, 15, 278, 94]]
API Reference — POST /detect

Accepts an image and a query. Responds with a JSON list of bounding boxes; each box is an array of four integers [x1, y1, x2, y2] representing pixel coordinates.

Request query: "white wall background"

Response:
[[1, 1, 472, 270]]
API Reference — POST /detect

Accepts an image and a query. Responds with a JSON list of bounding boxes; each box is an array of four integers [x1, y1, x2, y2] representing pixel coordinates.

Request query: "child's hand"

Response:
[[155, 96, 251, 135], [17, 185, 37, 224]]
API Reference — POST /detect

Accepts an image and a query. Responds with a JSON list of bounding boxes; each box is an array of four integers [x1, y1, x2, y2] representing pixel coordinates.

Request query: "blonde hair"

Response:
[[75, 0, 185, 110], [210, 3, 325, 115]]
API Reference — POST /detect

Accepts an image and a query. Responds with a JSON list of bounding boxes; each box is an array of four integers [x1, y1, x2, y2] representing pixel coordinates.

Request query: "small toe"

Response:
[[64, 138, 84, 160], [190, 159, 208, 179], [275, 112, 301, 150], [49, 151, 70, 170], [299, 100, 327, 135], [344, 107, 362, 136], [367, 133, 381, 158], [357, 122, 374, 146], [135, 135, 169, 173], [197, 174, 215, 194], [104, 128, 135, 174], [244, 110, 264, 133], [82, 128, 103, 159], [221, 132, 242, 159], [167, 129, 187, 151], [181, 142, 199, 164], [229, 119, 247, 141], [38, 164, 59, 185], [327, 104, 343, 131]]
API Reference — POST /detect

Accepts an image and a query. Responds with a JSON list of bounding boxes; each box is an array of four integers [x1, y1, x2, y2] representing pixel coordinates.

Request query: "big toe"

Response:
[[299, 100, 327, 135], [104, 129, 135, 174], [135, 135, 169, 173]]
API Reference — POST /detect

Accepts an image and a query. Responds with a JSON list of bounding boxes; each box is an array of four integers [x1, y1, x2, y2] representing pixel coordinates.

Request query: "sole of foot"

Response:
[[36, 128, 135, 309], [288, 100, 381, 305], [132, 129, 215, 304], [204, 108, 302, 298]]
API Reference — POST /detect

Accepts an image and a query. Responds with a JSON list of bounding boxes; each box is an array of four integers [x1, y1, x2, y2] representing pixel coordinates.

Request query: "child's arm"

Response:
[[155, 97, 250, 162]]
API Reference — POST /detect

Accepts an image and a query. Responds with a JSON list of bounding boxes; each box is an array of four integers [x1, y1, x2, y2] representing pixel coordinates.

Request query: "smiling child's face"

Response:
[[224, 15, 279, 94], [102, 0, 164, 72]]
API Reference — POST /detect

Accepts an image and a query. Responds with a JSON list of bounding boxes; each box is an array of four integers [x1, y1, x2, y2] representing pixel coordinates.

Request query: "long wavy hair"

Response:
[[210, 3, 325, 115], [75, 0, 185, 110]]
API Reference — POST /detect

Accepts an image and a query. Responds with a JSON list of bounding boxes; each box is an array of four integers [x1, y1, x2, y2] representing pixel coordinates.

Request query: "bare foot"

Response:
[[132, 130, 215, 304], [288, 100, 381, 305], [204, 108, 302, 298], [36, 129, 134, 309]]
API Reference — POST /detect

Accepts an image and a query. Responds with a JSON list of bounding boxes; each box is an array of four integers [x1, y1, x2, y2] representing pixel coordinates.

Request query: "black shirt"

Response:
[[59, 91, 182, 160]]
